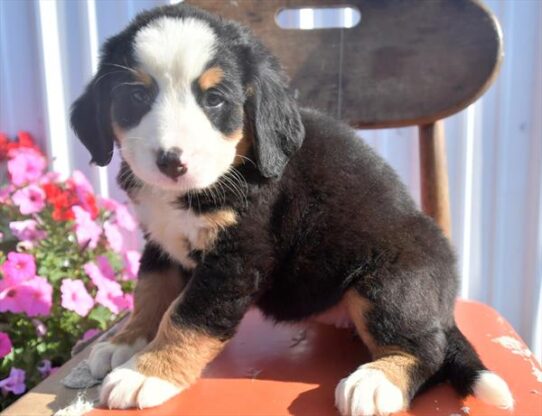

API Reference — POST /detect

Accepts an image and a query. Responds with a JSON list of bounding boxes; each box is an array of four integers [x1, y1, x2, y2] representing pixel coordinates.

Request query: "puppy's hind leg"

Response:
[[335, 289, 447, 416]]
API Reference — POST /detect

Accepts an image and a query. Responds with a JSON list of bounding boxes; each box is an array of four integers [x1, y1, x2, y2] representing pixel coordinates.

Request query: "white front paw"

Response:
[[88, 338, 147, 379], [100, 358, 182, 409], [335, 366, 404, 416]]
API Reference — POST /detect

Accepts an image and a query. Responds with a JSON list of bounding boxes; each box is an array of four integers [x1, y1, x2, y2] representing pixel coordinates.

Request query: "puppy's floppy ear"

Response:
[[70, 70, 115, 166], [245, 57, 304, 178]]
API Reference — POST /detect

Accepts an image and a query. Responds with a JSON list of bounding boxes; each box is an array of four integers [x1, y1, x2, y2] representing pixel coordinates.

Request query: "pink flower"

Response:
[[104, 220, 124, 252], [123, 250, 141, 280], [9, 219, 47, 242], [0, 187, 11, 204], [84, 260, 114, 288], [113, 204, 137, 231], [96, 256, 115, 280], [0, 367, 26, 395], [0, 276, 53, 317], [82, 328, 100, 342], [117, 293, 134, 311], [99, 198, 137, 231], [1, 252, 36, 285], [60, 279, 94, 317], [0, 332, 13, 359], [73, 205, 101, 249], [94, 278, 125, 314], [71, 170, 93, 194], [12, 184, 46, 215], [7, 147, 46, 186]]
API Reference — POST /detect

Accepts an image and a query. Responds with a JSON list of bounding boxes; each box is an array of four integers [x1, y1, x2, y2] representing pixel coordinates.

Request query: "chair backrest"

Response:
[[186, 0, 502, 129]]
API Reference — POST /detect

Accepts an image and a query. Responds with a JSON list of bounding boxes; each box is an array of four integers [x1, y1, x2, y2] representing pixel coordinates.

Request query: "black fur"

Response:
[[71, 2, 491, 405]]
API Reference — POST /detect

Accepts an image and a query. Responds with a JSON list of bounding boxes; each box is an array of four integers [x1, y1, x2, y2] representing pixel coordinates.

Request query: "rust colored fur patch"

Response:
[[136, 302, 224, 387], [195, 209, 237, 250], [198, 66, 224, 90], [344, 289, 419, 399], [135, 68, 153, 86], [232, 128, 253, 167], [111, 121, 125, 142], [365, 351, 419, 399], [344, 289, 378, 352], [112, 268, 186, 345]]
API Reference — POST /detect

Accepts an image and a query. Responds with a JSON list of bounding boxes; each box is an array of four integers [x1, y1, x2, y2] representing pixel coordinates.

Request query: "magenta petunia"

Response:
[[60, 279, 94, 317], [1, 252, 36, 285], [103, 220, 124, 252], [0, 332, 13, 359], [94, 278, 124, 314], [99, 197, 137, 231], [9, 219, 47, 242], [84, 261, 114, 288], [7, 148, 46, 186], [0, 276, 53, 317], [96, 255, 115, 280], [11, 184, 46, 215], [82, 328, 100, 342], [113, 204, 137, 231], [70, 170, 93, 194], [123, 250, 141, 280], [73, 205, 101, 249], [0, 367, 26, 395]]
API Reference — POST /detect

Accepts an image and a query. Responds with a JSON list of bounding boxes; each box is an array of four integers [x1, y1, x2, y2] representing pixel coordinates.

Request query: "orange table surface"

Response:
[[87, 300, 541, 416]]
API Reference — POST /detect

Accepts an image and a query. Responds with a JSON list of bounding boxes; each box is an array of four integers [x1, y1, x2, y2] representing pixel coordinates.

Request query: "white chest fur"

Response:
[[133, 186, 208, 269], [132, 185, 237, 270]]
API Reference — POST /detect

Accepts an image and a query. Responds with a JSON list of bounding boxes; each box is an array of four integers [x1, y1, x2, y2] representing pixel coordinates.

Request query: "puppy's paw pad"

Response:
[[88, 338, 147, 379], [335, 367, 404, 416], [100, 360, 181, 409]]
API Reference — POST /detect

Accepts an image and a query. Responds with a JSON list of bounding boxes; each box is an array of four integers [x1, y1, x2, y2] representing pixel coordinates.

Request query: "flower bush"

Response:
[[0, 132, 140, 409]]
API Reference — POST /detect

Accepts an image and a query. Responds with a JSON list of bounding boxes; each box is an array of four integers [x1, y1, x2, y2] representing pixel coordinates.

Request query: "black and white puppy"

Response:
[[71, 3, 513, 415]]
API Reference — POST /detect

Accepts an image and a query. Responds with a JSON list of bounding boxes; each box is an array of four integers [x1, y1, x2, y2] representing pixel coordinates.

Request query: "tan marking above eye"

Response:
[[198, 66, 224, 90]]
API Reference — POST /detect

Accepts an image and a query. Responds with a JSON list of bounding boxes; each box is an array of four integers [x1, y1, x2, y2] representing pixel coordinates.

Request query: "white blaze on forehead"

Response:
[[134, 17, 216, 85], [120, 16, 237, 193]]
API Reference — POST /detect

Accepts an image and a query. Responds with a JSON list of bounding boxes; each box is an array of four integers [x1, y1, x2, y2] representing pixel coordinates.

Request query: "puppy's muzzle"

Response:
[[156, 147, 187, 180]]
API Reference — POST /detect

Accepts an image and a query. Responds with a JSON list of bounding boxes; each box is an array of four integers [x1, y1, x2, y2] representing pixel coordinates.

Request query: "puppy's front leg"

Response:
[[100, 264, 256, 409]]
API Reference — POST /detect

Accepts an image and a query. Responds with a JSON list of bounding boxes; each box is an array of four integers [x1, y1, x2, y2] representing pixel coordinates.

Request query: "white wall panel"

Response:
[[0, 0, 540, 361]]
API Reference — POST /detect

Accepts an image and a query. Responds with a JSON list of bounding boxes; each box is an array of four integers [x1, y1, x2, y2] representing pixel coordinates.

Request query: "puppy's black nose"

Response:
[[156, 148, 187, 180]]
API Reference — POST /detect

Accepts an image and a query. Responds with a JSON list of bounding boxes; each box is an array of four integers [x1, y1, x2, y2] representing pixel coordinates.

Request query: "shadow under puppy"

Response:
[[70, 3, 513, 415]]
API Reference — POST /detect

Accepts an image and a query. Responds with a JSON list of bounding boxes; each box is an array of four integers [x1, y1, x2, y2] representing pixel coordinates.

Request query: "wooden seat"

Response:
[[5, 301, 541, 415], [189, 0, 503, 237]]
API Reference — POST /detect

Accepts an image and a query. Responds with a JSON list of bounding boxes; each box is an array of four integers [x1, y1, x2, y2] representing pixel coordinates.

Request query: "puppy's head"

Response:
[[71, 4, 304, 192]]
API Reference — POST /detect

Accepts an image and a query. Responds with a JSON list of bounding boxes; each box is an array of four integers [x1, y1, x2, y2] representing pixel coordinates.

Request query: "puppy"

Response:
[[71, 3, 513, 415]]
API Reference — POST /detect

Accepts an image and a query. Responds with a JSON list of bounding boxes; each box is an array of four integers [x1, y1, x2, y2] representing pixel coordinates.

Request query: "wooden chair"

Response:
[[8, 2, 541, 416], [189, 0, 504, 238]]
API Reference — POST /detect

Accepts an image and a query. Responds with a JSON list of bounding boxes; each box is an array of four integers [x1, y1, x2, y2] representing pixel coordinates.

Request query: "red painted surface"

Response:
[[88, 300, 542, 416]]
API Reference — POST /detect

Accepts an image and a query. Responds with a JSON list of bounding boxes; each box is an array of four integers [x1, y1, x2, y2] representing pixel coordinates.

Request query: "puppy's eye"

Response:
[[130, 89, 150, 104], [203, 91, 225, 108]]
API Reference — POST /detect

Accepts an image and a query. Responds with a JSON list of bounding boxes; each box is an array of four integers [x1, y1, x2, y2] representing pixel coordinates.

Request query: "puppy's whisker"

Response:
[[93, 70, 127, 87], [103, 62, 138, 75], [235, 155, 257, 168], [112, 81, 147, 92]]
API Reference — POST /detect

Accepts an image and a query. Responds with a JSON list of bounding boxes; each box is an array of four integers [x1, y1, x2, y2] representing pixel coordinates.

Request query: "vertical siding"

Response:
[[0, 0, 541, 361]]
